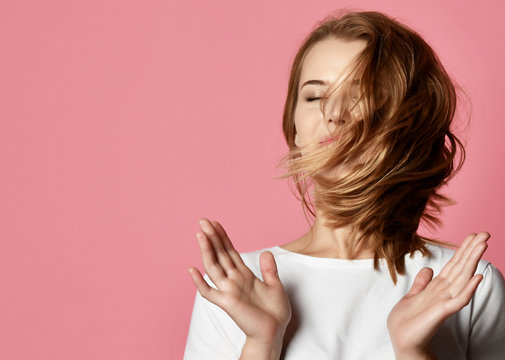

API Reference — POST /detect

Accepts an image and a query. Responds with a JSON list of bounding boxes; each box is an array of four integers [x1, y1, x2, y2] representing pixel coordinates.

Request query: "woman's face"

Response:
[[294, 37, 367, 149]]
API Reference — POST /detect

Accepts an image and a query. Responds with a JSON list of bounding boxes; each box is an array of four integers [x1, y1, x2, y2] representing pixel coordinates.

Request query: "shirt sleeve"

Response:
[[468, 262, 505, 359], [183, 275, 246, 360]]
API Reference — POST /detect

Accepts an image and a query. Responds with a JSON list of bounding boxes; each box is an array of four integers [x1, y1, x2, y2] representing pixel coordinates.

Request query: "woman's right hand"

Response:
[[188, 218, 291, 355]]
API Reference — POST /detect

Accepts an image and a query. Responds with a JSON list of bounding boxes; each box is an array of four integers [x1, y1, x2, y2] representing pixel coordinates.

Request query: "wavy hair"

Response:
[[277, 10, 468, 283]]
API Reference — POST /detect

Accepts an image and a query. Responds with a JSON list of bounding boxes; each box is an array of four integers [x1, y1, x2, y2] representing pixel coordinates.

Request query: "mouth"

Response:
[[319, 135, 339, 145]]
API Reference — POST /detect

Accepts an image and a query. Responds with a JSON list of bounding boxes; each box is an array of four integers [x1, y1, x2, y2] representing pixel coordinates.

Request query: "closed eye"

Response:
[[306, 97, 321, 102]]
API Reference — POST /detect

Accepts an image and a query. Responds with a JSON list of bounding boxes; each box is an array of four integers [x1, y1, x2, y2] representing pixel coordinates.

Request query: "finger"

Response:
[[450, 242, 487, 296], [464, 241, 488, 275], [439, 233, 477, 278], [197, 230, 226, 284], [446, 274, 483, 314], [446, 232, 489, 281], [212, 220, 245, 268], [199, 218, 236, 273], [407, 267, 433, 296], [455, 232, 489, 270], [259, 251, 282, 286], [188, 266, 221, 306]]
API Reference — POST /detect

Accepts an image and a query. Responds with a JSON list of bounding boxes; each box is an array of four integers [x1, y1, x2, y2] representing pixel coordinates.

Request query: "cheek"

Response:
[[352, 103, 364, 122], [294, 107, 320, 143]]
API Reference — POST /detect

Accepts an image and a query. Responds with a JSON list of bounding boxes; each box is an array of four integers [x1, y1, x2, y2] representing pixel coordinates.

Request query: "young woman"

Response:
[[184, 10, 505, 360]]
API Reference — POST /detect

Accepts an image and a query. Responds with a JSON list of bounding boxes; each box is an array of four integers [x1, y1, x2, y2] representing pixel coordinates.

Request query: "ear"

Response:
[[294, 133, 300, 147]]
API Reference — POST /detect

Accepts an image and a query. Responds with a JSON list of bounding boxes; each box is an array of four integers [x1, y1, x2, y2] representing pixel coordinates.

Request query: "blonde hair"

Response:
[[278, 10, 467, 283]]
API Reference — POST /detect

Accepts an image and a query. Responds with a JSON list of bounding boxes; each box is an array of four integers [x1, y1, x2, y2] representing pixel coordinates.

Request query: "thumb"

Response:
[[407, 267, 434, 296], [259, 251, 281, 286]]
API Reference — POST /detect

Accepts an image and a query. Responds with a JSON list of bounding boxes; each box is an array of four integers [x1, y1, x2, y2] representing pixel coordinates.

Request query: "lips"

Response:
[[319, 135, 339, 145]]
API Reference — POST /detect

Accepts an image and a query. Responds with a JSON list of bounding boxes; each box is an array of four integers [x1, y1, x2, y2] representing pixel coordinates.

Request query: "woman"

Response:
[[184, 10, 505, 360]]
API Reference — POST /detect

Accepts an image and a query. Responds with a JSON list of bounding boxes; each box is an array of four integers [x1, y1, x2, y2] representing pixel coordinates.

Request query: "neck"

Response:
[[283, 207, 375, 259]]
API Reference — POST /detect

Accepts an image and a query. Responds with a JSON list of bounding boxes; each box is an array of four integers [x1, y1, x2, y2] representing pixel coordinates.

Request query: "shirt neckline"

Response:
[[269, 245, 383, 268]]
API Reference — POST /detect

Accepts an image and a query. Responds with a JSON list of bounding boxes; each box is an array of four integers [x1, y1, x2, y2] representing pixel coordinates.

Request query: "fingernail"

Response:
[[199, 219, 212, 233], [196, 232, 205, 247]]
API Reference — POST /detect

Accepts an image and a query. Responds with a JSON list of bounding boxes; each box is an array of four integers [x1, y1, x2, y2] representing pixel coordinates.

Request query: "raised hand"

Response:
[[188, 218, 291, 358], [387, 232, 490, 360]]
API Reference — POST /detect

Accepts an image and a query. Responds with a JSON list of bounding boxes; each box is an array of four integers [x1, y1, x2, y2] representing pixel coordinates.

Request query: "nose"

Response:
[[323, 95, 345, 127]]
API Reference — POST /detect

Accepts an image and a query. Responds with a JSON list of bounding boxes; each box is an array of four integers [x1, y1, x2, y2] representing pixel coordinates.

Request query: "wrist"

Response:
[[393, 346, 436, 360], [239, 332, 285, 360]]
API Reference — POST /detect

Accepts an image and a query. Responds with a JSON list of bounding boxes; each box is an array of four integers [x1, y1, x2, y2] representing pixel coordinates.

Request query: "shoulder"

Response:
[[416, 243, 492, 276], [419, 243, 505, 301], [201, 245, 284, 288], [237, 245, 284, 278]]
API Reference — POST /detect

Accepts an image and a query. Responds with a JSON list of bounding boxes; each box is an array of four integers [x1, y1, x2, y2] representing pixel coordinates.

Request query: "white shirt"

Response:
[[184, 243, 505, 359]]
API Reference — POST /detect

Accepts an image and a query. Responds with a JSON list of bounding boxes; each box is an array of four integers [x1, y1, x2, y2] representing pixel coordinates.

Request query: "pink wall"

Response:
[[1, 0, 504, 359]]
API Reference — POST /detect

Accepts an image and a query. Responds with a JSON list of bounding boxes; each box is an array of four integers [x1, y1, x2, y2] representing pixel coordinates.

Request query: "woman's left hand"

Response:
[[387, 232, 490, 360]]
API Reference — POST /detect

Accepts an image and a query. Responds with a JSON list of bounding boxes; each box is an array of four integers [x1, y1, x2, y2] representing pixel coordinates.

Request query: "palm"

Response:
[[189, 218, 291, 342], [387, 232, 489, 357]]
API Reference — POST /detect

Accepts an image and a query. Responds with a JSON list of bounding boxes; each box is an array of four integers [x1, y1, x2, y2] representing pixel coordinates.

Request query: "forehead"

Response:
[[299, 37, 367, 90]]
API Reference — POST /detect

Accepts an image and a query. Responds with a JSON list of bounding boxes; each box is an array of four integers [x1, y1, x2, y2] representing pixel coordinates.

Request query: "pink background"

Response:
[[1, 0, 504, 359]]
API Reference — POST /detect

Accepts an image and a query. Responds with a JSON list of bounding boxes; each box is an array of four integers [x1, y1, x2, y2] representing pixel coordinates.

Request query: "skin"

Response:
[[287, 38, 373, 259], [189, 219, 290, 360], [293, 37, 366, 150], [188, 38, 491, 360]]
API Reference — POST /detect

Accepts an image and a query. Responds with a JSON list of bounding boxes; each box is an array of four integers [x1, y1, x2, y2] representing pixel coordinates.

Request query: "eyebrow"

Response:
[[300, 78, 360, 90], [300, 80, 330, 89]]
